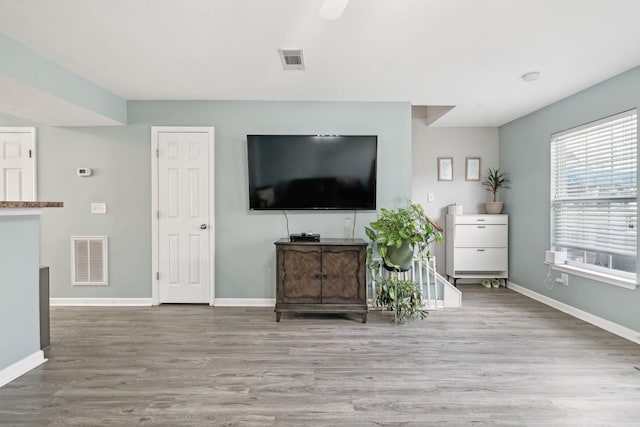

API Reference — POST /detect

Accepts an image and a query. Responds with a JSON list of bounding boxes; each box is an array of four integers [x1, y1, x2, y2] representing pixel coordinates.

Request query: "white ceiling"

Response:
[[1, 0, 640, 127]]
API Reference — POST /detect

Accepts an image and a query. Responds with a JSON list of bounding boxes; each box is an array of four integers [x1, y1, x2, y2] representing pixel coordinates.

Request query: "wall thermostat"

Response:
[[77, 168, 92, 177]]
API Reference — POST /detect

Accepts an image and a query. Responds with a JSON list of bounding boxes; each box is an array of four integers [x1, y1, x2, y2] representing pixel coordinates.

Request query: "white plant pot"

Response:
[[485, 202, 504, 214]]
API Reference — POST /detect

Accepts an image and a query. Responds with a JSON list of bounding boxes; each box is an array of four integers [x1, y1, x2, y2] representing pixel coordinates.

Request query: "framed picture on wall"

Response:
[[465, 157, 481, 181], [438, 157, 453, 181]]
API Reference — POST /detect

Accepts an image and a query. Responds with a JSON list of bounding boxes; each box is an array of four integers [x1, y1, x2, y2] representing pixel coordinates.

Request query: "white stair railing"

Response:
[[369, 256, 462, 309]]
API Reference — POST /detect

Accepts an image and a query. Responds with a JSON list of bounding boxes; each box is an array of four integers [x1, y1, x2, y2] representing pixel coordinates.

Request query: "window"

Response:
[[551, 110, 637, 280]]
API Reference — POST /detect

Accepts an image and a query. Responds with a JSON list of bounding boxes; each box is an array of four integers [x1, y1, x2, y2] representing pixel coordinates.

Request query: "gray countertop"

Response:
[[0, 201, 63, 208]]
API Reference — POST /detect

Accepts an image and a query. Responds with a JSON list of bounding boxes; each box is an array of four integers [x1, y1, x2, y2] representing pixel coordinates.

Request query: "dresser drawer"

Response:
[[453, 215, 508, 225], [455, 224, 507, 247], [454, 248, 508, 271]]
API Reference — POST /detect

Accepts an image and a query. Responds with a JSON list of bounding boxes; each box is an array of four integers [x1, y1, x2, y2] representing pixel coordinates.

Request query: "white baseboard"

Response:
[[51, 298, 275, 307], [0, 350, 46, 388], [50, 298, 153, 306], [214, 298, 275, 307], [507, 281, 640, 345]]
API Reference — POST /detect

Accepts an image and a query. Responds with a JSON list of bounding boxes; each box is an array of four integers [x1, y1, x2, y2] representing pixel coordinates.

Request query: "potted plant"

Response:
[[365, 202, 443, 322], [365, 202, 443, 270], [375, 275, 427, 323], [482, 168, 510, 214]]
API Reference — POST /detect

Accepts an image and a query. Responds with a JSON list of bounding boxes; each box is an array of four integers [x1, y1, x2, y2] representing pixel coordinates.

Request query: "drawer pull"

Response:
[[476, 249, 485, 252], [476, 219, 486, 222], [477, 225, 486, 229]]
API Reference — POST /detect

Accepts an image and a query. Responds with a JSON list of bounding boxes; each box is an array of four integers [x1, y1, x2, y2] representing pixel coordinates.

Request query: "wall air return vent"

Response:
[[278, 49, 305, 70], [71, 236, 108, 285]]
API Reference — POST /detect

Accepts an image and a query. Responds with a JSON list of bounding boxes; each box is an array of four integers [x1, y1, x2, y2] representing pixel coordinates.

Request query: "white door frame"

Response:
[[0, 127, 37, 201], [151, 126, 215, 306]]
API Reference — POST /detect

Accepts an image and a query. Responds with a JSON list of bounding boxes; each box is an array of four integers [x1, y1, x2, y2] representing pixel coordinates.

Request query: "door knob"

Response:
[[200, 224, 208, 230]]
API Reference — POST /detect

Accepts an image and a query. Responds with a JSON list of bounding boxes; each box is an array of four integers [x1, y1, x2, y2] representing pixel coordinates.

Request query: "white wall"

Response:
[[411, 111, 499, 275]]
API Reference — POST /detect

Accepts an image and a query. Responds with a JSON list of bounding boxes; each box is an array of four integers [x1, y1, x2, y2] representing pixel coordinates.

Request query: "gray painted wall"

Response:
[[37, 125, 152, 298], [0, 215, 40, 370], [3, 101, 410, 300], [129, 101, 411, 299], [500, 66, 640, 333]]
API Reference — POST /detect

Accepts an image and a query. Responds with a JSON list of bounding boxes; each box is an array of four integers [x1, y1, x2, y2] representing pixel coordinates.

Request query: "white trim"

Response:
[[151, 126, 215, 306], [50, 298, 153, 306], [32, 128, 37, 200], [507, 281, 640, 345], [0, 127, 37, 201], [0, 350, 46, 388], [550, 263, 636, 290], [151, 128, 159, 305], [209, 128, 216, 307], [422, 300, 445, 309], [214, 298, 276, 307]]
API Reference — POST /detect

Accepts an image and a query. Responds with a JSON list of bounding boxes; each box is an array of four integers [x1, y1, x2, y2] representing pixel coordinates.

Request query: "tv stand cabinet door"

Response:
[[277, 246, 322, 304], [320, 246, 366, 304]]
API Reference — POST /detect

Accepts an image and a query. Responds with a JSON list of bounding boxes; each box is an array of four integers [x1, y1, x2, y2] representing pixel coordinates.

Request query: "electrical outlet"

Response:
[[554, 273, 569, 286]]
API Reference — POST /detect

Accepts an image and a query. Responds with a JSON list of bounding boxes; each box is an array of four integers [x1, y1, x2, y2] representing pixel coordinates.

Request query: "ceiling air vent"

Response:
[[278, 49, 305, 71]]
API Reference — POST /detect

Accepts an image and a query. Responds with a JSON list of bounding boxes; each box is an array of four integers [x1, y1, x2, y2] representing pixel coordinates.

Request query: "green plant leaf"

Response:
[[365, 227, 376, 241], [378, 246, 387, 259], [374, 276, 428, 322]]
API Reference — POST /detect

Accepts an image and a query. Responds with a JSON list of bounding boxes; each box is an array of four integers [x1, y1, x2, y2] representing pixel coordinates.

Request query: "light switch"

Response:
[[427, 193, 435, 202], [91, 203, 107, 214]]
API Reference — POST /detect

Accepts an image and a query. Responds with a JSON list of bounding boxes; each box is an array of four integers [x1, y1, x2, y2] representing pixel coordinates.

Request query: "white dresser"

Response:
[[445, 214, 508, 286]]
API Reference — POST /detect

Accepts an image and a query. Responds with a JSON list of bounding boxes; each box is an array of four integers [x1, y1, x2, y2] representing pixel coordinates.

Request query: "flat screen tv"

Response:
[[247, 135, 377, 210]]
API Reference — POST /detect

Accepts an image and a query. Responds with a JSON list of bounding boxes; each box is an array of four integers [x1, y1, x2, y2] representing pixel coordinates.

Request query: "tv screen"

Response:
[[247, 135, 377, 210]]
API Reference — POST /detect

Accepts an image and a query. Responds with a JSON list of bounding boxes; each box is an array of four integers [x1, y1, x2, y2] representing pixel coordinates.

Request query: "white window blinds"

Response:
[[551, 110, 637, 273]]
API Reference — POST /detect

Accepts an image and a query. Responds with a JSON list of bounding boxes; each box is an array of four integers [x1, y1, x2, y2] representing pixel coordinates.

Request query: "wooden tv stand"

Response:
[[274, 238, 368, 323]]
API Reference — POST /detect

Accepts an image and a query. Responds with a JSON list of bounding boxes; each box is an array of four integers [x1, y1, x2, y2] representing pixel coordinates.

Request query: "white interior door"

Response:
[[154, 127, 214, 304], [0, 127, 36, 201]]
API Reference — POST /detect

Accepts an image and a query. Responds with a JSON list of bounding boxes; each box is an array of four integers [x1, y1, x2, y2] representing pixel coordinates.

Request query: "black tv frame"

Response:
[[247, 134, 378, 211]]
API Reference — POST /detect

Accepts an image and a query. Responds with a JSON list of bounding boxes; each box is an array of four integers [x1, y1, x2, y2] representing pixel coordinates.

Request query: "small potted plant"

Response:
[[482, 168, 510, 214]]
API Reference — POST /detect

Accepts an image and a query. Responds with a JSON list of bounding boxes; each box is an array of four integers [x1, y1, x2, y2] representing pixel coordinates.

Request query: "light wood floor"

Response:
[[1, 285, 640, 426]]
